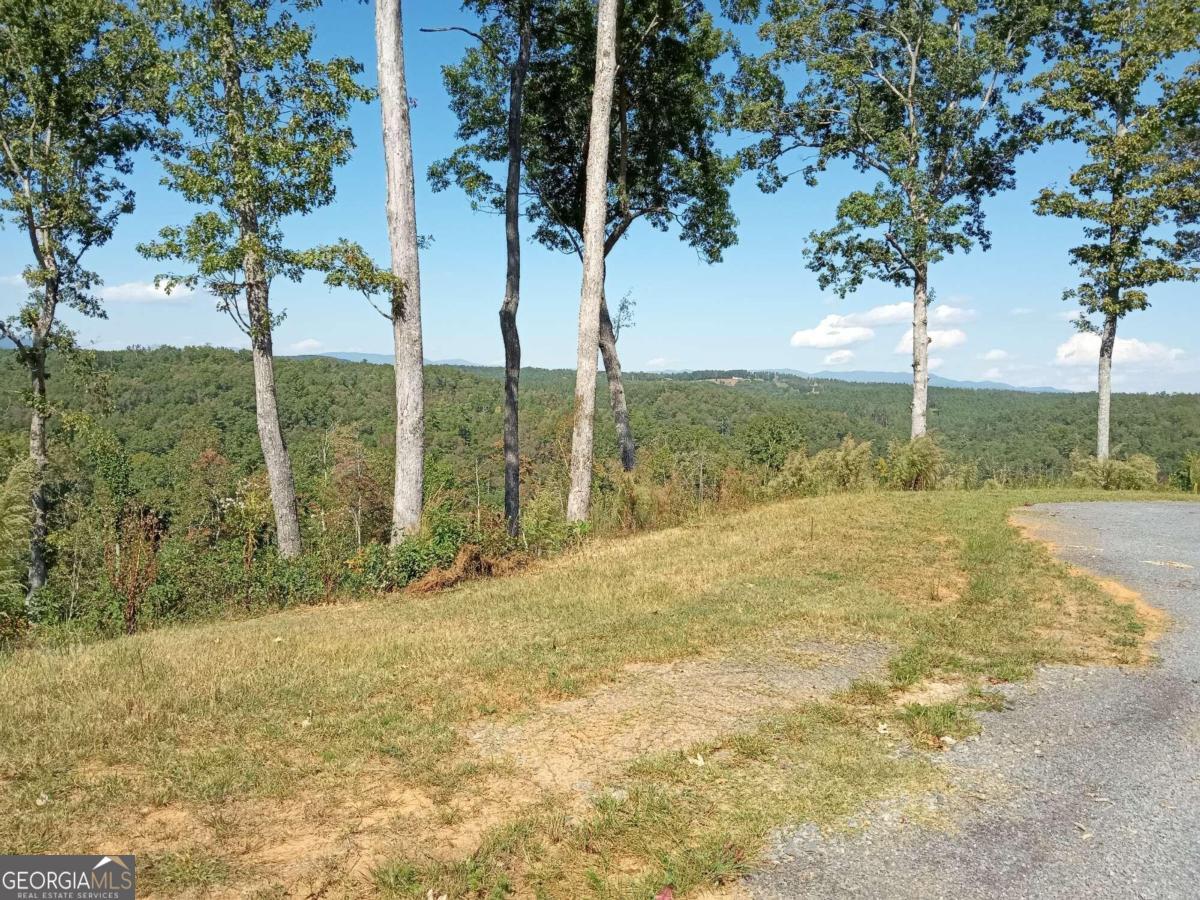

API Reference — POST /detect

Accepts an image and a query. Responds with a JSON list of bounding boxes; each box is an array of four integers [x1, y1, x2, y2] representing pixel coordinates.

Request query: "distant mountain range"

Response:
[[299, 352, 482, 367], [769, 369, 1068, 394], [295, 351, 1069, 394]]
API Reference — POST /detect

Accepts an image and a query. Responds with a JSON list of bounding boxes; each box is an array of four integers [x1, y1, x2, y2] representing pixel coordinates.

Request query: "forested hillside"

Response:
[[0, 346, 1195, 637], [2, 346, 1197, 493]]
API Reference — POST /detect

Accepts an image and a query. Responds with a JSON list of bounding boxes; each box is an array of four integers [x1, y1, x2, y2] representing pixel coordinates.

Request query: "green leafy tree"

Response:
[[0, 0, 167, 600], [1171, 100, 1200, 261], [432, 0, 738, 498], [728, 0, 1049, 437], [1032, 0, 1200, 459], [140, 0, 370, 556]]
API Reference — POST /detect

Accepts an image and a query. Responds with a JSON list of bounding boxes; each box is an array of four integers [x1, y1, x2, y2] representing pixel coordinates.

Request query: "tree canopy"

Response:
[[728, 0, 1049, 294], [138, 0, 371, 322], [431, 0, 739, 263], [1032, 0, 1200, 328], [0, 0, 167, 356]]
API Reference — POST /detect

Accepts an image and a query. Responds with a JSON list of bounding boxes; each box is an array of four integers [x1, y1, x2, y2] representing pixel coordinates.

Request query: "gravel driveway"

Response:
[[747, 501, 1200, 900]]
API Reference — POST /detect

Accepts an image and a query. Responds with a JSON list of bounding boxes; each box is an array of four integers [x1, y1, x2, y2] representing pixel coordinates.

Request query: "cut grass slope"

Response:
[[0, 490, 1164, 897]]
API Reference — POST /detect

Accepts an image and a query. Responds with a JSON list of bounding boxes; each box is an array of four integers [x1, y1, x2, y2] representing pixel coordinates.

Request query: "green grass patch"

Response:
[[0, 489, 1176, 894], [897, 702, 982, 748]]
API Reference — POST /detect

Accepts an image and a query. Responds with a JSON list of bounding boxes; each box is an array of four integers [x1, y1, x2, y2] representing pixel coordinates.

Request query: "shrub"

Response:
[[883, 436, 946, 491], [520, 488, 581, 556], [0, 461, 32, 632], [773, 437, 877, 496], [147, 539, 328, 623], [739, 415, 802, 471], [1173, 451, 1200, 493], [810, 436, 876, 493], [348, 503, 470, 591], [944, 460, 981, 491], [594, 470, 655, 532], [1069, 450, 1159, 490]]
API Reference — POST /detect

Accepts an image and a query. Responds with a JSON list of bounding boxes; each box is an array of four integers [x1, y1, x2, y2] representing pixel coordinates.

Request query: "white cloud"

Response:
[[840, 302, 910, 326], [100, 280, 195, 303], [982, 367, 1004, 380], [790, 315, 874, 348], [982, 349, 1009, 362], [1054, 332, 1185, 368], [893, 327, 968, 354], [0, 274, 26, 287], [792, 301, 944, 350], [930, 305, 976, 324], [823, 349, 855, 365], [290, 338, 323, 353], [929, 357, 945, 370], [646, 357, 669, 368], [1011, 307, 1033, 316]]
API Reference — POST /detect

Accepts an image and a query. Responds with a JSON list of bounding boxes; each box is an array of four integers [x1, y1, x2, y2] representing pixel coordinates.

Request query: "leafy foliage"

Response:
[[1069, 449, 1159, 490], [1032, 0, 1200, 329], [432, 0, 739, 262], [1176, 451, 1200, 493], [0, 461, 32, 619], [0, 349, 1196, 638], [728, 0, 1048, 293], [883, 435, 947, 491], [138, 0, 371, 327], [0, 0, 168, 351], [772, 436, 876, 495]]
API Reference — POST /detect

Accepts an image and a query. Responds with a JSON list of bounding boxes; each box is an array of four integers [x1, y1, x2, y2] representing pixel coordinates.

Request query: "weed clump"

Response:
[[882, 436, 947, 491], [1069, 450, 1159, 490]]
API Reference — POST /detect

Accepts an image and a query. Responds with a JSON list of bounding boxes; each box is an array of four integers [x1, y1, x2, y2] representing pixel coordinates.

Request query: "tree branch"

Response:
[[0, 320, 28, 353], [420, 25, 501, 57]]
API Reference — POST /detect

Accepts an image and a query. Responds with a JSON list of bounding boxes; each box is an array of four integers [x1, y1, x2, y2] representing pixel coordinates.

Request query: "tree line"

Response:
[[0, 0, 1197, 612], [1, 348, 1196, 635]]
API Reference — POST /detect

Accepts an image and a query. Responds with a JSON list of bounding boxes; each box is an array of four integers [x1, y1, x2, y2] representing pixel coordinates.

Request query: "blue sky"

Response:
[[2, 0, 1196, 392]]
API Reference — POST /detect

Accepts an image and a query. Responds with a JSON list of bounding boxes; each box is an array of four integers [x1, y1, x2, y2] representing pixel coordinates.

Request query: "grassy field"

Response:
[[0, 490, 1172, 898]]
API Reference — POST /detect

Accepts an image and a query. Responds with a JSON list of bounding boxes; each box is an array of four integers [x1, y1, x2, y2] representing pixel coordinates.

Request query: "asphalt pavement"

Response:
[[747, 501, 1200, 900]]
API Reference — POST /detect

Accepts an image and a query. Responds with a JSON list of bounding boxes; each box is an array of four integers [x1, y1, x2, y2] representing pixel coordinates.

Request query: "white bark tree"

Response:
[[1032, 0, 1200, 460], [141, 0, 370, 558], [376, 0, 425, 540], [566, 0, 620, 522], [730, 0, 1048, 439], [0, 0, 165, 598]]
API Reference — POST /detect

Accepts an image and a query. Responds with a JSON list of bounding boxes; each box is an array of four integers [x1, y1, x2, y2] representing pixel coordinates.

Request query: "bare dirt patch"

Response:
[[896, 679, 968, 707], [125, 642, 890, 897], [470, 641, 891, 797]]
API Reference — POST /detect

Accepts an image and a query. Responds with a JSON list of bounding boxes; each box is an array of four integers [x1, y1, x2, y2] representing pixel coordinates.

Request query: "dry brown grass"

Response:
[[1009, 507, 1168, 664]]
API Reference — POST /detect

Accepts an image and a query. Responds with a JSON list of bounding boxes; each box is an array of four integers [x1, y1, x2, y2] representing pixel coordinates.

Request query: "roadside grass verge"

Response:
[[0, 490, 1170, 896]]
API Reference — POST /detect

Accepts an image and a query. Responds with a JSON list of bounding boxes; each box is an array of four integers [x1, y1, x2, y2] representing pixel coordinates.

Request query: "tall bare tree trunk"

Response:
[[24, 268, 60, 603], [598, 292, 635, 471], [377, 0, 425, 542], [566, 0, 619, 523], [910, 267, 930, 439], [1096, 312, 1117, 460], [27, 344, 49, 602], [245, 257, 303, 558], [501, 12, 532, 537], [1099, 101, 1127, 462]]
